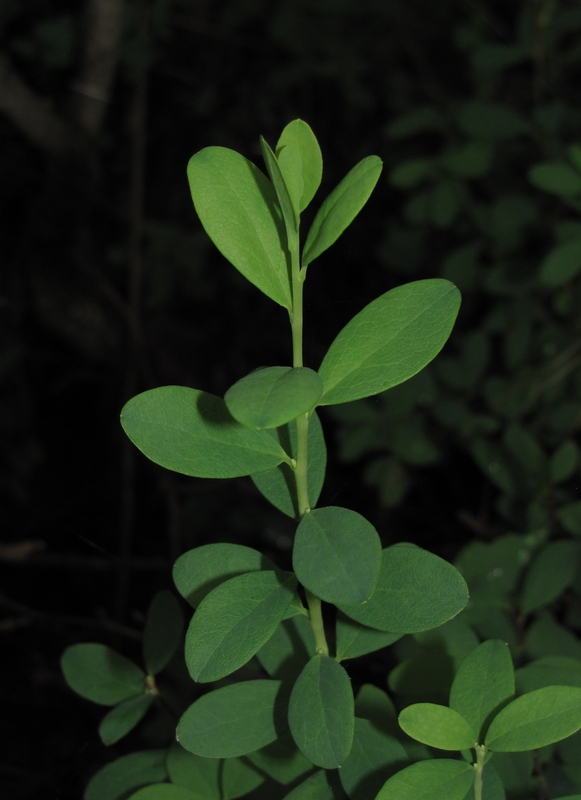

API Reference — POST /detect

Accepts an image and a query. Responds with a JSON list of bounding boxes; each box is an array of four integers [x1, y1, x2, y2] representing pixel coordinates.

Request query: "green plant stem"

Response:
[[305, 589, 329, 656], [473, 744, 487, 800]]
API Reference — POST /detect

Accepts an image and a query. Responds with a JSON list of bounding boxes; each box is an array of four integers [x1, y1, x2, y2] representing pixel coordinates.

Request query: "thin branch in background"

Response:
[[117, 1, 149, 624], [72, 0, 125, 136]]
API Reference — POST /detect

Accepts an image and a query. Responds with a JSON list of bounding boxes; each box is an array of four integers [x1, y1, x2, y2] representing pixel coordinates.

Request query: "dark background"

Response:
[[2, 1, 580, 797]]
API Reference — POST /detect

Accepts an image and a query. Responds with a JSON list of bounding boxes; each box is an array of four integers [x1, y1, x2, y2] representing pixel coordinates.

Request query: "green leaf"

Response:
[[456, 101, 529, 140], [516, 657, 581, 695], [558, 501, 581, 536], [354, 685, 398, 737], [335, 611, 401, 661], [121, 388, 290, 479], [276, 143, 304, 222], [339, 718, 407, 800], [225, 367, 323, 429], [374, 759, 475, 800], [526, 611, 581, 660], [187, 146, 291, 308], [449, 640, 515, 743], [550, 441, 578, 483], [222, 757, 264, 799], [528, 162, 581, 196], [440, 141, 492, 179], [251, 410, 326, 519], [127, 787, 201, 800], [99, 694, 153, 746], [317, 280, 461, 406], [539, 239, 581, 286], [247, 731, 314, 785], [256, 614, 315, 681], [337, 545, 468, 633], [185, 570, 297, 682], [282, 769, 338, 800], [143, 590, 183, 676], [485, 686, 581, 751], [260, 136, 298, 241], [293, 507, 382, 605], [288, 655, 354, 768], [302, 156, 382, 269], [390, 159, 434, 189], [520, 540, 580, 614], [166, 743, 220, 798], [177, 680, 283, 758], [276, 119, 323, 211], [173, 543, 275, 608], [61, 643, 145, 706], [84, 750, 168, 800], [398, 703, 476, 751]]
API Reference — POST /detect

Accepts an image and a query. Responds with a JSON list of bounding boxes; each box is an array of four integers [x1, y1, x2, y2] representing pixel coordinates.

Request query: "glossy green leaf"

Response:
[[335, 612, 401, 661], [99, 694, 153, 746], [256, 614, 315, 681], [251, 411, 326, 519], [375, 758, 475, 800], [143, 590, 183, 676], [282, 769, 337, 800], [293, 506, 382, 605], [399, 704, 476, 750], [127, 787, 200, 800], [485, 686, 581, 751], [318, 280, 461, 406], [121, 388, 289, 479], [520, 540, 580, 614], [337, 545, 469, 633], [528, 162, 581, 196], [516, 657, 581, 695], [276, 119, 322, 211], [61, 643, 145, 706], [84, 750, 168, 800], [225, 367, 323, 429], [247, 731, 314, 785], [539, 239, 581, 286], [187, 146, 291, 308], [185, 570, 297, 682], [449, 640, 514, 742], [260, 136, 298, 239], [173, 543, 275, 608], [302, 156, 382, 268], [288, 655, 354, 768], [177, 680, 283, 758], [166, 743, 220, 798], [339, 718, 407, 800]]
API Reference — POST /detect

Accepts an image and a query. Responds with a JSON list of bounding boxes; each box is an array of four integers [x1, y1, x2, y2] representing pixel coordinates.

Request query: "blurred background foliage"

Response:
[[3, 0, 581, 797]]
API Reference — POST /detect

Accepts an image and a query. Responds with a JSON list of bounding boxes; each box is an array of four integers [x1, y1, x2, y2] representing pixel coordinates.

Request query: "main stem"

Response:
[[473, 744, 487, 800], [289, 236, 329, 657]]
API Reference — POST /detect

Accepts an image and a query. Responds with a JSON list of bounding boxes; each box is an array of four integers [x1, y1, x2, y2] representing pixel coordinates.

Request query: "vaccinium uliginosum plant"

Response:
[[62, 121, 581, 800]]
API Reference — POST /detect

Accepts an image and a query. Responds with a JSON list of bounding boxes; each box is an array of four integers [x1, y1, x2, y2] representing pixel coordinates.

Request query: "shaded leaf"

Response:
[[256, 614, 315, 682], [539, 239, 581, 286], [84, 750, 168, 800], [528, 162, 581, 196], [339, 718, 408, 800], [247, 731, 314, 785], [99, 694, 153, 746], [121, 388, 289, 479], [143, 590, 184, 676], [61, 643, 145, 706], [375, 758, 474, 800], [261, 136, 298, 240], [520, 540, 580, 614], [127, 787, 201, 800], [335, 612, 401, 661]]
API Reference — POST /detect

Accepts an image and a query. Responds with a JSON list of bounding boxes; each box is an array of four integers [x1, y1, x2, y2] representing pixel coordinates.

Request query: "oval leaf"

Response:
[[173, 543, 274, 608], [61, 643, 145, 706], [99, 694, 153, 746], [225, 367, 323, 429], [398, 703, 477, 751], [276, 119, 322, 212], [539, 239, 581, 286], [84, 750, 168, 800], [143, 590, 184, 676], [127, 786, 201, 800], [528, 162, 581, 196], [251, 410, 327, 519], [185, 570, 297, 682], [177, 680, 283, 758], [282, 769, 336, 800], [340, 717, 408, 800], [337, 545, 469, 633], [520, 539, 580, 614], [293, 506, 382, 605], [288, 655, 354, 769], [449, 640, 514, 742], [302, 155, 383, 268], [187, 146, 291, 308], [485, 685, 581, 751], [121, 387, 289, 479], [375, 758, 475, 800], [335, 611, 401, 661], [318, 279, 461, 406]]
